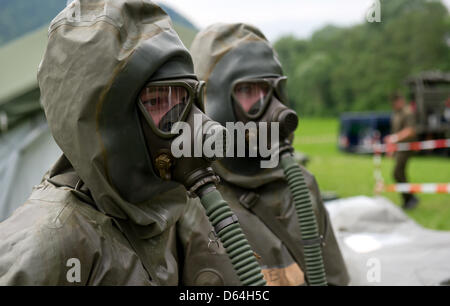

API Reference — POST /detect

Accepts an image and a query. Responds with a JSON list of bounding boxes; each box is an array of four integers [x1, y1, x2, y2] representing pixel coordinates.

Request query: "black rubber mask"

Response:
[[138, 77, 227, 187], [232, 76, 298, 139], [190, 24, 298, 176]]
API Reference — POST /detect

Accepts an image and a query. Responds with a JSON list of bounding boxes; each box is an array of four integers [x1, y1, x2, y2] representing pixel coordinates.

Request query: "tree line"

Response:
[[274, 0, 450, 117]]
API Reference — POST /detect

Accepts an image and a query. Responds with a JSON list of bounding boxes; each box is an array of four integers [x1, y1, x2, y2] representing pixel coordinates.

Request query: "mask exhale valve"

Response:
[[279, 144, 328, 286]]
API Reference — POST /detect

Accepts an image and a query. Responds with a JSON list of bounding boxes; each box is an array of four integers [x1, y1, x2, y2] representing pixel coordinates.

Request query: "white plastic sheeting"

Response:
[[326, 196, 450, 286]]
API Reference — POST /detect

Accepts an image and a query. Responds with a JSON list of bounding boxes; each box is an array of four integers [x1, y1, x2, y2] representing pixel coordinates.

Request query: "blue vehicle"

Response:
[[338, 112, 391, 153], [339, 72, 450, 154]]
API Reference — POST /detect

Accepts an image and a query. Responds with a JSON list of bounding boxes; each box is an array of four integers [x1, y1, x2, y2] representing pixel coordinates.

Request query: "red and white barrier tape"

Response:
[[373, 139, 450, 195], [384, 183, 450, 194], [373, 153, 384, 195], [373, 138, 450, 154]]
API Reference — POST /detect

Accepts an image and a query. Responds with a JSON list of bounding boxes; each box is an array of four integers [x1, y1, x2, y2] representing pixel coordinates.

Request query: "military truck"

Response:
[[339, 71, 450, 154], [405, 71, 450, 140]]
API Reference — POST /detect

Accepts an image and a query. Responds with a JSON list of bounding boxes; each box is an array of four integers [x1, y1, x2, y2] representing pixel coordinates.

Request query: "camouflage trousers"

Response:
[[393, 151, 413, 203]]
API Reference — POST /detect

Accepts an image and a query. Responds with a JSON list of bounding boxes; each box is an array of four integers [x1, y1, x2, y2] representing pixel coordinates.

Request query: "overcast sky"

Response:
[[158, 0, 450, 42]]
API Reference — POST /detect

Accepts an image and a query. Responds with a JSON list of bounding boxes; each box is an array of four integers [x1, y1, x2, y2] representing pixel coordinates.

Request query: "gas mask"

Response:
[[231, 76, 298, 153], [137, 77, 227, 193]]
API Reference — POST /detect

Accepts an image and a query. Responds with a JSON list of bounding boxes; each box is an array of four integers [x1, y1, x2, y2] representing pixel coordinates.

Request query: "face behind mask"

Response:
[[232, 76, 299, 142]]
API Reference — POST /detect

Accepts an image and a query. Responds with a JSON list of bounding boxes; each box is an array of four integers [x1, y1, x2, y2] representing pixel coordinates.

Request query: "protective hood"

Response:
[[38, 0, 194, 237], [190, 23, 286, 187]]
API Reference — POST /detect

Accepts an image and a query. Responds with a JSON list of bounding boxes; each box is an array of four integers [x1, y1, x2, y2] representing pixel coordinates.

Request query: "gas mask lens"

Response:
[[232, 77, 288, 119], [140, 84, 190, 133], [233, 81, 270, 116]]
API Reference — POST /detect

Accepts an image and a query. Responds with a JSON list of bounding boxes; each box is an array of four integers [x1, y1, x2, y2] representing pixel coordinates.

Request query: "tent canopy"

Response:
[[0, 3, 198, 221]]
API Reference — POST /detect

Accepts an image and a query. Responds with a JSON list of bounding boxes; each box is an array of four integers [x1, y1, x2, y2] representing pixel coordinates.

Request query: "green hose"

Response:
[[280, 153, 327, 286], [199, 183, 267, 286]]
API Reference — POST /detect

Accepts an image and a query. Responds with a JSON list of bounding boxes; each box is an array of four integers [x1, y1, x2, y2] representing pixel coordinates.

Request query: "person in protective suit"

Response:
[[0, 0, 232, 285], [177, 23, 349, 286]]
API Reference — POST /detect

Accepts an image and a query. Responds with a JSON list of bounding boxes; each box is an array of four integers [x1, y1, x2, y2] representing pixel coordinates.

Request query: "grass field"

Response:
[[293, 118, 450, 231]]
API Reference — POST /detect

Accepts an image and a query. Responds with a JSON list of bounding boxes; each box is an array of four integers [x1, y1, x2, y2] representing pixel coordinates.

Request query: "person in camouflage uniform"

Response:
[[385, 92, 419, 210]]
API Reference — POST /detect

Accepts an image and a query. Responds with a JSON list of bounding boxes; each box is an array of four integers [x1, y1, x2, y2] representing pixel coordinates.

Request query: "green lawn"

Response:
[[293, 117, 450, 231]]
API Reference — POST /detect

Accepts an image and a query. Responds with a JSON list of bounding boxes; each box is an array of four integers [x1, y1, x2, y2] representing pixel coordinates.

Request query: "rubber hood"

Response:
[[38, 0, 194, 236]]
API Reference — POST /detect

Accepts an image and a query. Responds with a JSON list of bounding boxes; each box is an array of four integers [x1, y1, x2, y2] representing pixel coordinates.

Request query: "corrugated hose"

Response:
[[280, 153, 327, 286], [199, 183, 267, 286]]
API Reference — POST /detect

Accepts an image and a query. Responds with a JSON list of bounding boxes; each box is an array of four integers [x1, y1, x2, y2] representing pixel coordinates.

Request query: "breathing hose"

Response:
[[197, 183, 267, 286], [280, 151, 327, 286]]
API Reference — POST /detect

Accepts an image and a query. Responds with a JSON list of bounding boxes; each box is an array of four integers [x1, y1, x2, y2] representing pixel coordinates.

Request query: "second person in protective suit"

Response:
[[177, 23, 350, 286], [0, 2, 266, 286]]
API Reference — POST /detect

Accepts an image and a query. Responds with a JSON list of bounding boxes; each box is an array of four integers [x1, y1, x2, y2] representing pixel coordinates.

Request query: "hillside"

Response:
[[0, 0, 197, 46]]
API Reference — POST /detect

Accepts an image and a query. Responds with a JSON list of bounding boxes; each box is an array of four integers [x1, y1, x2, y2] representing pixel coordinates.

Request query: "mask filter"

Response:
[[267, 98, 298, 139]]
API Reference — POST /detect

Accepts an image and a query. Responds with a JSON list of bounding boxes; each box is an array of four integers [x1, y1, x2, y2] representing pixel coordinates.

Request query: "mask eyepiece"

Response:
[[138, 78, 199, 137], [231, 76, 288, 120], [140, 85, 189, 133]]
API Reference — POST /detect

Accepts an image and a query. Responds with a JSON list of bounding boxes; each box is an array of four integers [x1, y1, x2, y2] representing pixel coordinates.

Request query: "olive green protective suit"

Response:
[[0, 0, 198, 285], [177, 23, 349, 286]]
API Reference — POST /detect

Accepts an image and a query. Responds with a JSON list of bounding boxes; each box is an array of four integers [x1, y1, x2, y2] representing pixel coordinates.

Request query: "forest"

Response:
[[274, 0, 450, 116]]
